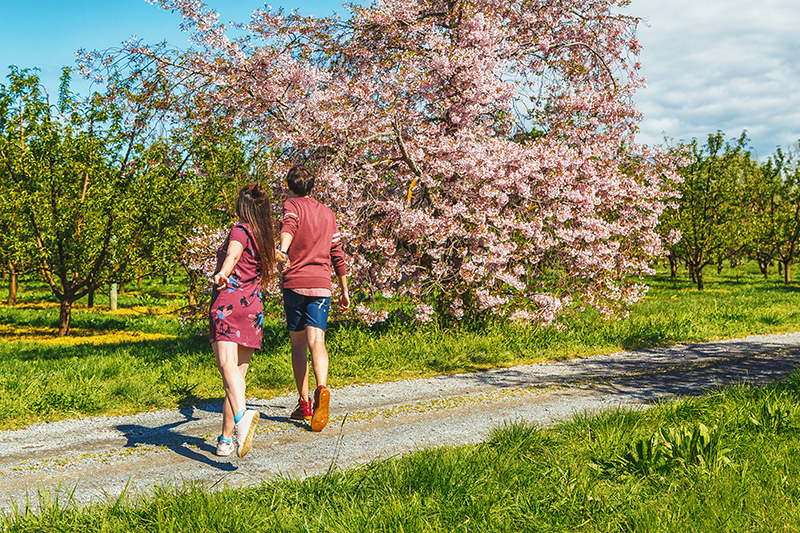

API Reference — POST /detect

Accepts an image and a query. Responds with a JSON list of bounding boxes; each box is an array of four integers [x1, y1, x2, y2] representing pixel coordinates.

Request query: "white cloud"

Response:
[[625, 0, 800, 156]]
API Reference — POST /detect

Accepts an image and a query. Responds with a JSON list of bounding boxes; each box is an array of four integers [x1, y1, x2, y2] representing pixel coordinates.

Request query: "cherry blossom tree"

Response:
[[87, 0, 677, 325]]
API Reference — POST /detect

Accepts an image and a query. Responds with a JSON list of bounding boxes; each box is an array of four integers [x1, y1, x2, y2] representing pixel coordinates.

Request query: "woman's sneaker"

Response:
[[234, 409, 260, 458], [311, 385, 330, 432], [290, 398, 313, 421], [216, 436, 234, 457]]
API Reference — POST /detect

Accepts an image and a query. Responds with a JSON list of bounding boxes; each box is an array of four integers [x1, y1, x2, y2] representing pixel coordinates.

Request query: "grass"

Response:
[[2, 262, 800, 530], [5, 372, 800, 531], [2, 262, 800, 429]]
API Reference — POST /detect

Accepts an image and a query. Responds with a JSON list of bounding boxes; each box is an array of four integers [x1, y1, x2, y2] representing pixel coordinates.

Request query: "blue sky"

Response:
[[2, 0, 799, 157]]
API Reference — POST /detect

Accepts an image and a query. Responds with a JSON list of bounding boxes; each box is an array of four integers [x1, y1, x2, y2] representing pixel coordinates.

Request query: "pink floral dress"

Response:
[[208, 223, 264, 349]]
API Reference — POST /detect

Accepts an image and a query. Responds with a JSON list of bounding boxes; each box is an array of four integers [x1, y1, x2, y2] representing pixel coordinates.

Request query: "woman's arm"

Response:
[[212, 240, 245, 290]]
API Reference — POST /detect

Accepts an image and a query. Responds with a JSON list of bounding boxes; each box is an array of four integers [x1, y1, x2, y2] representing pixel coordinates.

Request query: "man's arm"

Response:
[[278, 232, 293, 263], [337, 274, 350, 311]]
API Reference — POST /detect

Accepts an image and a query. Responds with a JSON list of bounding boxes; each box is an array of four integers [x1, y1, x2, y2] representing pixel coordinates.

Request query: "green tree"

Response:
[[770, 152, 800, 284], [742, 150, 784, 279], [666, 132, 754, 290], [0, 66, 200, 335]]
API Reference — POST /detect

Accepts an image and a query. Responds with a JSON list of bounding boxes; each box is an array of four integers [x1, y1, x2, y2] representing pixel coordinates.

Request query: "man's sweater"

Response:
[[281, 196, 347, 290]]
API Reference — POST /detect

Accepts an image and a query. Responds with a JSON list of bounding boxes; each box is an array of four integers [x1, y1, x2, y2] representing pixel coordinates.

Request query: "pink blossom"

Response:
[[99, 0, 679, 326]]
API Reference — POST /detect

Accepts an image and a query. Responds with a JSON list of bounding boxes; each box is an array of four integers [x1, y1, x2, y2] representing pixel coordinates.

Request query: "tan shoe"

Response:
[[311, 386, 330, 432]]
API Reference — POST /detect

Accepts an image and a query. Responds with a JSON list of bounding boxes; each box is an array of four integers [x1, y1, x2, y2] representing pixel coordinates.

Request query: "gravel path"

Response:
[[3, 331, 800, 513]]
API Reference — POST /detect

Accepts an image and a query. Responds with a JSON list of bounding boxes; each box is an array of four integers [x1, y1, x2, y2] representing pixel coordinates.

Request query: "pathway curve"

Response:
[[2, 332, 800, 512]]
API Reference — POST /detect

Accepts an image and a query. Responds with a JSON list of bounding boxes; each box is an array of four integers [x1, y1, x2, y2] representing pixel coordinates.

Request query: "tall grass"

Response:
[[5, 372, 800, 532]]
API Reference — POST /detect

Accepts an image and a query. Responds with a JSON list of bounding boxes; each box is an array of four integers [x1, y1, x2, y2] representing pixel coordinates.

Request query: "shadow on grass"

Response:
[[4, 324, 291, 363]]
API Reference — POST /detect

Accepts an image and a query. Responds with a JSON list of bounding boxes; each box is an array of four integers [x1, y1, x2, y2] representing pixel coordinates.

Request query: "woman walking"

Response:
[[209, 184, 279, 458]]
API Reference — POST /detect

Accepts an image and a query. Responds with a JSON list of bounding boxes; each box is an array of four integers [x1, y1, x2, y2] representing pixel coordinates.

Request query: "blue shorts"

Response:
[[283, 289, 331, 332]]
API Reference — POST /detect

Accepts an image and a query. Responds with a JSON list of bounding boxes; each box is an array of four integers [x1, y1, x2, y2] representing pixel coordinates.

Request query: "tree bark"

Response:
[[187, 269, 198, 307], [784, 260, 792, 284], [58, 299, 72, 337], [696, 267, 705, 291], [758, 259, 769, 279], [668, 255, 677, 278], [7, 261, 17, 306], [87, 288, 95, 308]]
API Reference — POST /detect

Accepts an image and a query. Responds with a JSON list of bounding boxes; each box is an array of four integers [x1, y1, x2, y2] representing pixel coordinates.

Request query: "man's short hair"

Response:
[[286, 165, 316, 196]]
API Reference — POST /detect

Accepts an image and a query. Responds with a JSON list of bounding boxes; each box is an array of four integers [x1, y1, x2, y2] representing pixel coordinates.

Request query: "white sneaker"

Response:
[[216, 436, 234, 457], [234, 409, 260, 458]]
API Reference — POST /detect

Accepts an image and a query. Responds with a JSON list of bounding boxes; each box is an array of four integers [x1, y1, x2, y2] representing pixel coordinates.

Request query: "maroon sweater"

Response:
[[281, 197, 347, 290]]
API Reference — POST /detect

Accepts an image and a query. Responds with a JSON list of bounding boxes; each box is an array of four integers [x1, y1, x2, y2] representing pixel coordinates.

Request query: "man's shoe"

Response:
[[216, 436, 234, 457], [290, 398, 313, 421], [234, 409, 260, 458], [311, 385, 330, 432]]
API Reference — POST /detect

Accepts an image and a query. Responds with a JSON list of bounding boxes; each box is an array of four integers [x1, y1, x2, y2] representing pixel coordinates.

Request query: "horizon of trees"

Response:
[[659, 131, 800, 290]]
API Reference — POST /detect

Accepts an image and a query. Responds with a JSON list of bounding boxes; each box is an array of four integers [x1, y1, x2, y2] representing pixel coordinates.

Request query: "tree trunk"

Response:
[[187, 270, 198, 307], [696, 266, 705, 291], [758, 259, 769, 279], [7, 261, 17, 306], [716, 256, 723, 274], [784, 260, 792, 284], [668, 255, 677, 278], [87, 288, 95, 308], [58, 299, 72, 337], [688, 262, 696, 284]]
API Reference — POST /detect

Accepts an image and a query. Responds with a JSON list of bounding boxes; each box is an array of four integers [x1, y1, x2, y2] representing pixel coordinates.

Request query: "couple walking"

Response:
[[208, 165, 350, 458]]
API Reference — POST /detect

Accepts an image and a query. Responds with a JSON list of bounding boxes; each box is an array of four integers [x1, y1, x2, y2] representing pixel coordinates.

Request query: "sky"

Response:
[[1, 0, 799, 158]]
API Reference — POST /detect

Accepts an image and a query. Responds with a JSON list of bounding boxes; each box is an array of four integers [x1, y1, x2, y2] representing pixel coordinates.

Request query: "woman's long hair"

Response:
[[236, 183, 276, 290]]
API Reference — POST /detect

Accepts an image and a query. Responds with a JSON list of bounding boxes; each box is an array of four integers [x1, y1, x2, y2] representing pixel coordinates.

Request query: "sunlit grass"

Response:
[[0, 323, 174, 345]]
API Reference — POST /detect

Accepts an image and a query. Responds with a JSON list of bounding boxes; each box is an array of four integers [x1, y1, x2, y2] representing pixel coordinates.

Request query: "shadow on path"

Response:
[[116, 407, 236, 472]]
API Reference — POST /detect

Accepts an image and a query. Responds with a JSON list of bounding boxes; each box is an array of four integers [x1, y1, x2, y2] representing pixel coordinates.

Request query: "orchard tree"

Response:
[[0, 67, 203, 335], [0, 69, 56, 306], [742, 150, 785, 279], [768, 152, 800, 284], [86, 0, 678, 325], [665, 132, 753, 290]]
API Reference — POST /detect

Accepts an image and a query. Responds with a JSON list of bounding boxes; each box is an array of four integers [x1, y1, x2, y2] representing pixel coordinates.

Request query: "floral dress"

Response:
[[208, 223, 264, 349]]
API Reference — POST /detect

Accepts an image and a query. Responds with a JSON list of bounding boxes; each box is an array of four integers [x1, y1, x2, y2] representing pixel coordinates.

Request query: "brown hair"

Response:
[[236, 183, 277, 289], [286, 165, 316, 196]]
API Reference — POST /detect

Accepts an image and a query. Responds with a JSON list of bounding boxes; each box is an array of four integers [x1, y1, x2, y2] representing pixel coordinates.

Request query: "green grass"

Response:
[[3, 264, 800, 530], [2, 264, 800, 429], [5, 372, 800, 532]]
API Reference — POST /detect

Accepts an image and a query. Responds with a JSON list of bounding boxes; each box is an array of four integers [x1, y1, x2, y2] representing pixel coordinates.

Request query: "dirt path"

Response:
[[2, 332, 800, 513]]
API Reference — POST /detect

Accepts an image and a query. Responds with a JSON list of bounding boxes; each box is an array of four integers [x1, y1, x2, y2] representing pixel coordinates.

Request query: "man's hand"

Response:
[[338, 291, 350, 312]]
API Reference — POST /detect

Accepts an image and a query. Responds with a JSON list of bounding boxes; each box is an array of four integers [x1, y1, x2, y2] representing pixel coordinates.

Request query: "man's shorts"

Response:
[[283, 288, 331, 332]]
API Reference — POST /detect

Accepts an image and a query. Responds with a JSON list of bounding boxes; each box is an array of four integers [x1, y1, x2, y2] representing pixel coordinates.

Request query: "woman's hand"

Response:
[[212, 271, 230, 290]]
